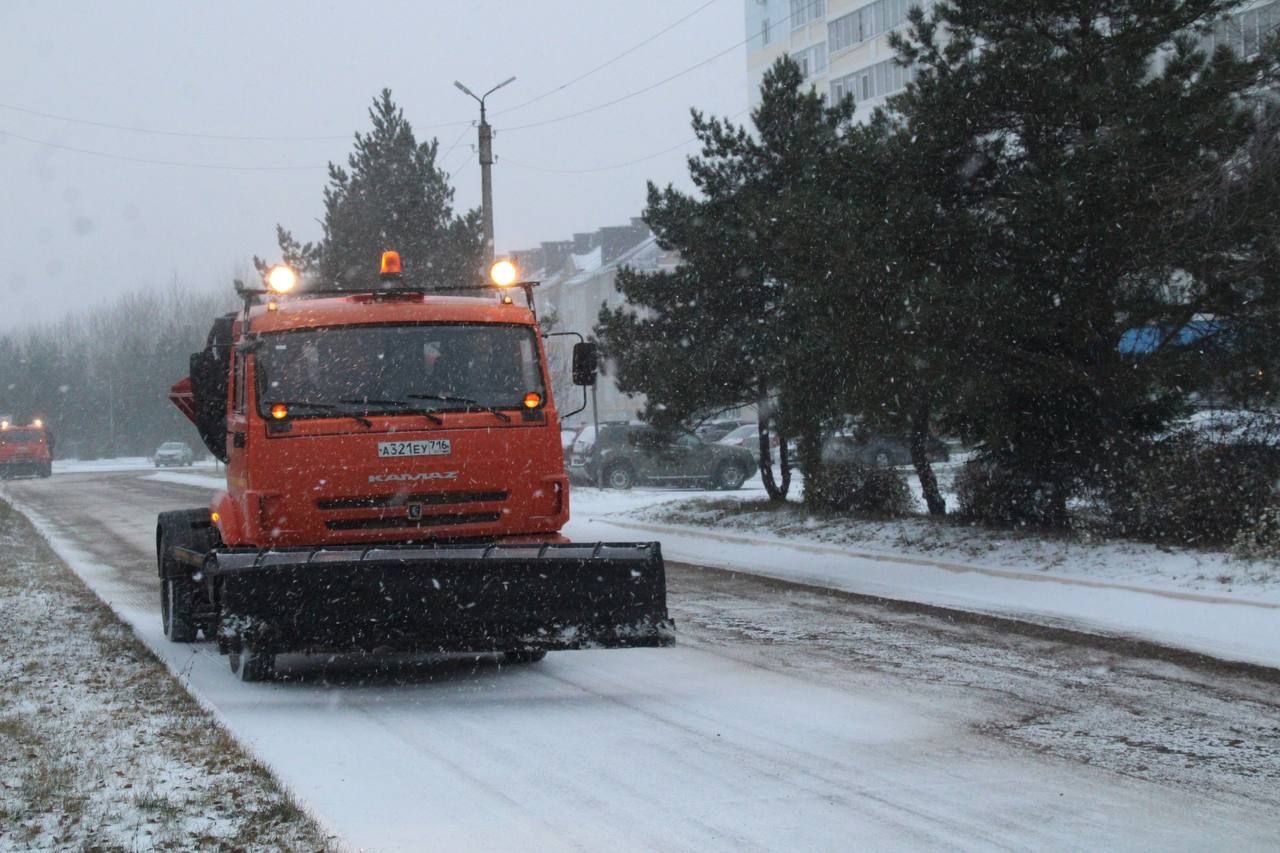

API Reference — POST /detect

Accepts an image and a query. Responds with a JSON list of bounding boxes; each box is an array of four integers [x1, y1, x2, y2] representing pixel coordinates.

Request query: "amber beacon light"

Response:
[[380, 251, 402, 278]]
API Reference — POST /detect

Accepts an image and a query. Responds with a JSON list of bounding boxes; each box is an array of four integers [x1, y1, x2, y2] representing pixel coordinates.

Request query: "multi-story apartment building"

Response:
[[745, 0, 929, 114], [745, 0, 1279, 114]]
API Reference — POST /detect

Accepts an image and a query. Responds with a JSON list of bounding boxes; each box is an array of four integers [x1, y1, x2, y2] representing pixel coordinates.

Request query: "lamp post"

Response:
[[454, 76, 516, 267]]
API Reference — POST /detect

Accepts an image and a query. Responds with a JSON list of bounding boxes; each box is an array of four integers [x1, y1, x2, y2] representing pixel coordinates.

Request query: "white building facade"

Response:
[[745, 0, 931, 115], [745, 0, 1280, 114]]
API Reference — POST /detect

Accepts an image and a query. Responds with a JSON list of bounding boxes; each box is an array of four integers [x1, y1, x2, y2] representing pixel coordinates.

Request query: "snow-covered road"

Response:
[[4, 471, 1279, 851]]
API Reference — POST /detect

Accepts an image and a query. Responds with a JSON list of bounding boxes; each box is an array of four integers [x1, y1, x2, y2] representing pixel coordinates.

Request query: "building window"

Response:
[[1200, 1, 1280, 58], [791, 0, 825, 30], [828, 0, 913, 54], [830, 56, 915, 105], [791, 42, 829, 78]]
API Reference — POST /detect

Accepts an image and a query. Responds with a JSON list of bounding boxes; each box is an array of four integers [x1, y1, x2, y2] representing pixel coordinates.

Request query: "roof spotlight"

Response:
[[266, 264, 298, 294], [489, 260, 518, 287]]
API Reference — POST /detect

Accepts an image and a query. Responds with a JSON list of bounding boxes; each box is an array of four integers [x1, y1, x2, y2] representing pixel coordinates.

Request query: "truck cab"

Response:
[[0, 418, 53, 478], [206, 294, 567, 548]]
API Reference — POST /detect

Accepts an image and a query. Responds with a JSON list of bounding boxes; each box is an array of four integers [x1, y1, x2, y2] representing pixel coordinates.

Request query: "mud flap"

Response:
[[210, 542, 674, 656]]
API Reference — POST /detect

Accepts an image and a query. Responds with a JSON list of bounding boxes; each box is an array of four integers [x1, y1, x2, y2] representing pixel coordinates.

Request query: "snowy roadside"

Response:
[[562, 484, 1280, 669], [0, 498, 333, 851]]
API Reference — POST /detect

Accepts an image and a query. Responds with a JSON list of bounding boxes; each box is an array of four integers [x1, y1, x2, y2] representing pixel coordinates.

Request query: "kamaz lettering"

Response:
[[368, 471, 458, 483]]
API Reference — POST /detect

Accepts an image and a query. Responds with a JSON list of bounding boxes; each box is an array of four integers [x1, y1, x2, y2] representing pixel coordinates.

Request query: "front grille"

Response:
[[325, 511, 501, 531], [317, 491, 507, 511]]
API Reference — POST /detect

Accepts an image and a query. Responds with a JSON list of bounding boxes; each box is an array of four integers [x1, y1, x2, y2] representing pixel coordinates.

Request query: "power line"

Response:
[[0, 4, 772, 168], [500, 107, 750, 174], [0, 1, 724, 146], [0, 100, 474, 142], [439, 122, 475, 178], [0, 128, 327, 171], [502, 142, 694, 175], [494, 0, 723, 116], [0, 101, 352, 142], [497, 14, 778, 133], [438, 121, 474, 163]]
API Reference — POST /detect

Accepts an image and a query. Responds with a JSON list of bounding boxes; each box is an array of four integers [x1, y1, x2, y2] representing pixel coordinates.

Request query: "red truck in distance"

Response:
[[0, 418, 53, 479]]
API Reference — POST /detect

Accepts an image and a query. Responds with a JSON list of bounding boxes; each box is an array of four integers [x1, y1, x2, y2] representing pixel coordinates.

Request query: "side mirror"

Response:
[[190, 349, 230, 463], [572, 342, 598, 386]]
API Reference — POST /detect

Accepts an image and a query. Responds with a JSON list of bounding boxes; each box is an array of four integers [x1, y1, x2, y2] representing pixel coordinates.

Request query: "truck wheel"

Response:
[[229, 646, 275, 682], [157, 509, 220, 641], [161, 576, 199, 642], [714, 461, 748, 490], [40, 462, 52, 478], [604, 464, 634, 490], [503, 649, 547, 664]]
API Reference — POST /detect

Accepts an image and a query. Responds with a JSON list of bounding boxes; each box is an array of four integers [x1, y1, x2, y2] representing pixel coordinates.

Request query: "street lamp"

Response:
[[454, 76, 516, 267]]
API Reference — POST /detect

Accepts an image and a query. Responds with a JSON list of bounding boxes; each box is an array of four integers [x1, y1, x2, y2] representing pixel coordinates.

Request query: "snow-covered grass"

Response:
[[561, 469, 1280, 668], [53, 457, 221, 476], [584, 457, 1280, 601], [0, 499, 332, 851], [635, 492, 1280, 602]]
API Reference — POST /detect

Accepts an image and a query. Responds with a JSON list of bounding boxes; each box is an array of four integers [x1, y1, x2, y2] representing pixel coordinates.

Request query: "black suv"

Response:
[[570, 423, 755, 490]]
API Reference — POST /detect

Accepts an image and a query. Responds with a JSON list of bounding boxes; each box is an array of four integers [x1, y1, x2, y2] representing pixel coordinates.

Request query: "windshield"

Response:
[[158, 442, 186, 451], [0, 429, 42, 443], [255, 323, 544, 418]]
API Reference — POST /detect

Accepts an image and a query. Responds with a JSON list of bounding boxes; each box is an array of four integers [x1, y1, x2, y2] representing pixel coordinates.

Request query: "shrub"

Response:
[[1103, 433, 1279, 546], [804, 460, 913, 517], [953, 459, 1064, 527], [1232, 503, 1280, 560]]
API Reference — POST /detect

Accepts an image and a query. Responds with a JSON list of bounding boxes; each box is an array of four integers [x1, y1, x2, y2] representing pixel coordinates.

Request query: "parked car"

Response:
[[570, 423, 755, 490], [561, 426, 582, 469], [821, 429, 950, 468], [153, 441, 195, 467], [716, 424, 763, 449], [694, 419, 753, 443], [717, 424, 796, 468]]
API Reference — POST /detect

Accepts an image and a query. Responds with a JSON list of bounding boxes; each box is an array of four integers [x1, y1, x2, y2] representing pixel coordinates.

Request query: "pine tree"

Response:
[[888, 0, 1280, 526], [260, 89, 483, 289], [597, 58, 864, 500]]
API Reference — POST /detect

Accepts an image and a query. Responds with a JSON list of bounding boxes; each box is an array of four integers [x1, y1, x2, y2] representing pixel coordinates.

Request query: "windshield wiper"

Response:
[[271, 400, 372, 428], [338, 398, 444, 426], [406, 394, 512, 423]]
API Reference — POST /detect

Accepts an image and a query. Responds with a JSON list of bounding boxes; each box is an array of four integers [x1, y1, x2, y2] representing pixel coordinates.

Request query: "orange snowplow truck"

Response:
[[0, 418, 53, 479], [160, 254, 672, 681]]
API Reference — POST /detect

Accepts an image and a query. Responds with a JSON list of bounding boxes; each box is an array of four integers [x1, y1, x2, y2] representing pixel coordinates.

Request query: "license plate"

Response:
[[377, 439, 452, 458]]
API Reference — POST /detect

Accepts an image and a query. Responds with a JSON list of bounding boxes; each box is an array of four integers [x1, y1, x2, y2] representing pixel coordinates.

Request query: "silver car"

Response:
[[153, 441, 194, 467]]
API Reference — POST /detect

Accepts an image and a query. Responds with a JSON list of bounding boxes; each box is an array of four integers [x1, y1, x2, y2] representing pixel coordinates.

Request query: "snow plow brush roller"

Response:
[[207, 541, 675, 660]]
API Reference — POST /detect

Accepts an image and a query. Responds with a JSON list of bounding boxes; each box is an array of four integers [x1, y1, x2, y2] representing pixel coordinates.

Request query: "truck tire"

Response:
[[157, 509, 219, 642], [604, 463, 635, 490], [713, 461, 748, 490], [229, 646, 275, 682], [161, 575, 199, 643], [39, 462, 51, 478]]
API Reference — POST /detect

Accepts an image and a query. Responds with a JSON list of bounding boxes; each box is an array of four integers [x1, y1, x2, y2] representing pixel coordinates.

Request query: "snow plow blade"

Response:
[[209, 542, 674, 656]]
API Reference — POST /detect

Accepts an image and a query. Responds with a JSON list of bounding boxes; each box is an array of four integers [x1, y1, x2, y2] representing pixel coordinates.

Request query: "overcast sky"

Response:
[[0, 0, 747, 330]]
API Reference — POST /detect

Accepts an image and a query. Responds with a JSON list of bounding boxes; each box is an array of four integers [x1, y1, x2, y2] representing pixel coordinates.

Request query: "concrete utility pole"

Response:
[[453, 76, 516, 267]]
